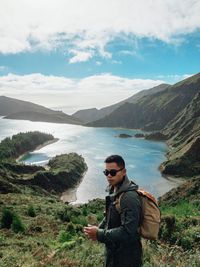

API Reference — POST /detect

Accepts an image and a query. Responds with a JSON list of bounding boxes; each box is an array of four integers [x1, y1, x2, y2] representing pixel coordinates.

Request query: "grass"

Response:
[[0, 193, 199, 267], [160, 199, 200, 217]]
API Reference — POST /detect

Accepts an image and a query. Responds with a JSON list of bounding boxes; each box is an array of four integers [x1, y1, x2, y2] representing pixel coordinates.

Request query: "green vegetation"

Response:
[[0, 125, 199, 266], [0, 131, 54, 160], [0, 193, 105, 266], [11, 215, 25, 233], [27, 205, 36, 217], [160, 199, 200, 217], [0, 132, 87, 194], [0, 208, 14, 229], [1, 208, 25, 233], [31, 153, 88, 193], [0, 185, 199, 266]]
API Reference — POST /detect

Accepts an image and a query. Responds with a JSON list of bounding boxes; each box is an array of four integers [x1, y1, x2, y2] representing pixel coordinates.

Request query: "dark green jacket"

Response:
[[97, 176, 142, 267]]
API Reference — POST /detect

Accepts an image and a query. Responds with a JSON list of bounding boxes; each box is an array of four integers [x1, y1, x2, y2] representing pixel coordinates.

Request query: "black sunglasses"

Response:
[[103, 168, 124, 177]]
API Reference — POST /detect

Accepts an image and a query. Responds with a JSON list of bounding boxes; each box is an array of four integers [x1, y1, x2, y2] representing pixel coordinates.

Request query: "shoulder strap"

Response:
[[114, 192, 125, 213], [115, 190, 143, 230]]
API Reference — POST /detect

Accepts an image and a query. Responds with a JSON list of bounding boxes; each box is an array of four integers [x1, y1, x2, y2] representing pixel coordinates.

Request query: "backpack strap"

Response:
[[114, 192, 125, 213], [114, 190, 143, 226]]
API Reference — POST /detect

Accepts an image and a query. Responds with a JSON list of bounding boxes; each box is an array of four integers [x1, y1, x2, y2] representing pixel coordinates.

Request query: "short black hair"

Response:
[[104, 155, 125, 168]]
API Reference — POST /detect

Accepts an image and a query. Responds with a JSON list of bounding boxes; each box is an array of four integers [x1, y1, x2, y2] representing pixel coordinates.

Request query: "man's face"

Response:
[[105, 162, 126, 188]]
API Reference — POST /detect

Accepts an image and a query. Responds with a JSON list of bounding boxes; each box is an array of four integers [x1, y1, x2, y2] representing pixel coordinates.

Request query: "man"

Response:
[[84, 155, 142, 267]]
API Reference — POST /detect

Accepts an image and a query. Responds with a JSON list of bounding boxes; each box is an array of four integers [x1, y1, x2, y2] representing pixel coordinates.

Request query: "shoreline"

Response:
[[60, 187, 78, 203], [60, 170, 87, 203], [61, 174, 186, 204], [13, 135, 85, 204], [16, 138, 59, 162]]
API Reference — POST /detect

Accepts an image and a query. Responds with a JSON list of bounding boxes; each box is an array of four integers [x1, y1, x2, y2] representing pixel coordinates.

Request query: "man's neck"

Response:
[[113, 176, 125, 192]]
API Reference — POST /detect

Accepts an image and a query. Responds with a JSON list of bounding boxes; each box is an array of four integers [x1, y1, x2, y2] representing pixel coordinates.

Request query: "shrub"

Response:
[[60, 240, 76, 250], [0, 235, 4, 244], [66, 222, 76, 235], [11, 215, 25, 233], [27, 205, 36, 217], [159, 215, 176, 240], [82, 206, 88, 216], [178, 225, 200, 250], [0, 208, 14, 229], [87, 214, 98, 225], [58, 230, 73, 243], [56, 207, 71, 222], [75, 224, 83, 233], [179, 236, 193, 250], [71, 215, 88, 226]]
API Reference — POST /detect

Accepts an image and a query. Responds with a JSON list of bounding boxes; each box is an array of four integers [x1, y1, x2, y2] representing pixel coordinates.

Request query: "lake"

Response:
[[0, 117, 180, 203]]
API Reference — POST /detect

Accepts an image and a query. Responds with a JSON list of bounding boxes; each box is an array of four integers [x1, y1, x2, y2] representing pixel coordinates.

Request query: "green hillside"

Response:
[[72, 84, 169, 123], [0, 132, 199, 266], [159, 91, 200, 177], [0, 132, 87, 195], [0, 177, 199, 267], [89, 73, 200, 131], [89, 73, 200, 177]]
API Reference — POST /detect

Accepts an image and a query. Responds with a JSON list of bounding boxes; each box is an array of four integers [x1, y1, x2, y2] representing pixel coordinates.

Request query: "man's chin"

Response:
[[108, 180, 115, 186]]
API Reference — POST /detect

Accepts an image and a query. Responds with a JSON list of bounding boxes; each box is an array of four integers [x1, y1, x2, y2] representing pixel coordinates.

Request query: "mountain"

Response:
[[72, 84, 169, 123], [163, 91, 200, 146], [0, 96, 82, 125], [89, 73, 200, 131], [88, 73, 200, 177], [160, 91, 200, 176]]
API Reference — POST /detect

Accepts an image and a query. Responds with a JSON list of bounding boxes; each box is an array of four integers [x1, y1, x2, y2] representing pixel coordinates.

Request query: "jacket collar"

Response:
[[106, 175, 138, 198]]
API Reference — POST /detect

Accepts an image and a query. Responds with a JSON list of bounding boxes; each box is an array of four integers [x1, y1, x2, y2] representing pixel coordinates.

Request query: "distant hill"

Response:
[[72, 84, 169, 123], [0, 96, 82, 125], [89, 73, 200, 131]]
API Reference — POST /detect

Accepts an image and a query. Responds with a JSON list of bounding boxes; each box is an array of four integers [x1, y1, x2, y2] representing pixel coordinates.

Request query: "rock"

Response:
[[118, 133, 132, 138], [134, 133, 145, 138], [145, 132, 168, 141]]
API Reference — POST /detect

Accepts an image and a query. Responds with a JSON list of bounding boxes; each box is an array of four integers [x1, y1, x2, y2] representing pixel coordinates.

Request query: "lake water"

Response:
[[0, 117, 180, 203]]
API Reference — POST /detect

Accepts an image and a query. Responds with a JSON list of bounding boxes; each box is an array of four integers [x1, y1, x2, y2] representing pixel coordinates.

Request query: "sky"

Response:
[[0, 0, 200, 114]]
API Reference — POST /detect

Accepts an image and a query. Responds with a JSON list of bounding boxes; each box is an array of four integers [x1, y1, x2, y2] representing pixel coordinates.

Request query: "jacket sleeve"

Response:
[[98, 217, 106, 229], [97, 191, 141, 245]]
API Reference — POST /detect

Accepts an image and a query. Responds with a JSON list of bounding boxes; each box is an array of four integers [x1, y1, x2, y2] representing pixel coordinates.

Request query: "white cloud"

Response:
[[0, 0, 200, 61], [69, 50, 94, 63], [0, 73, 164, 113]]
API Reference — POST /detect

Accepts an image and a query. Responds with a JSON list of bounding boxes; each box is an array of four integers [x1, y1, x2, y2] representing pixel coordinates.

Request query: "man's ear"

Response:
[[123, 168, 126, 175]]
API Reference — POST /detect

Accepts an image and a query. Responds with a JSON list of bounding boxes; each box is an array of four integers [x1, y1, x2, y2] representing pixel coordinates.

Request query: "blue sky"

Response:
[[0, 0, 200, 114], [0, 34, 199, 80]]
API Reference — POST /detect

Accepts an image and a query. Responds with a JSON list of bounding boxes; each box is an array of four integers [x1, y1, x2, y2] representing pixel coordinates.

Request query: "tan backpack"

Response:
[[115, 189, 161, 240]]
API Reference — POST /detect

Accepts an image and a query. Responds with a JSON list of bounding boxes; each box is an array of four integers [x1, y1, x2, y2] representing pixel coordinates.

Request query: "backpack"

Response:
[[115, 189, 161, 240]]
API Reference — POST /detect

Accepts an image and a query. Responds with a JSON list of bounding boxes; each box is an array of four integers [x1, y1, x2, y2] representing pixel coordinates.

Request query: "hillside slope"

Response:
[[0, 96, 82, 125], [89, 73, 200, 131], [72, 84, 169, 123], [159, 91, 200, 176]]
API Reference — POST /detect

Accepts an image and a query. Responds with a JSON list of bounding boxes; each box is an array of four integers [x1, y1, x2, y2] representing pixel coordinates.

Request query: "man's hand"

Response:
[[83, 225, 99, 241]]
